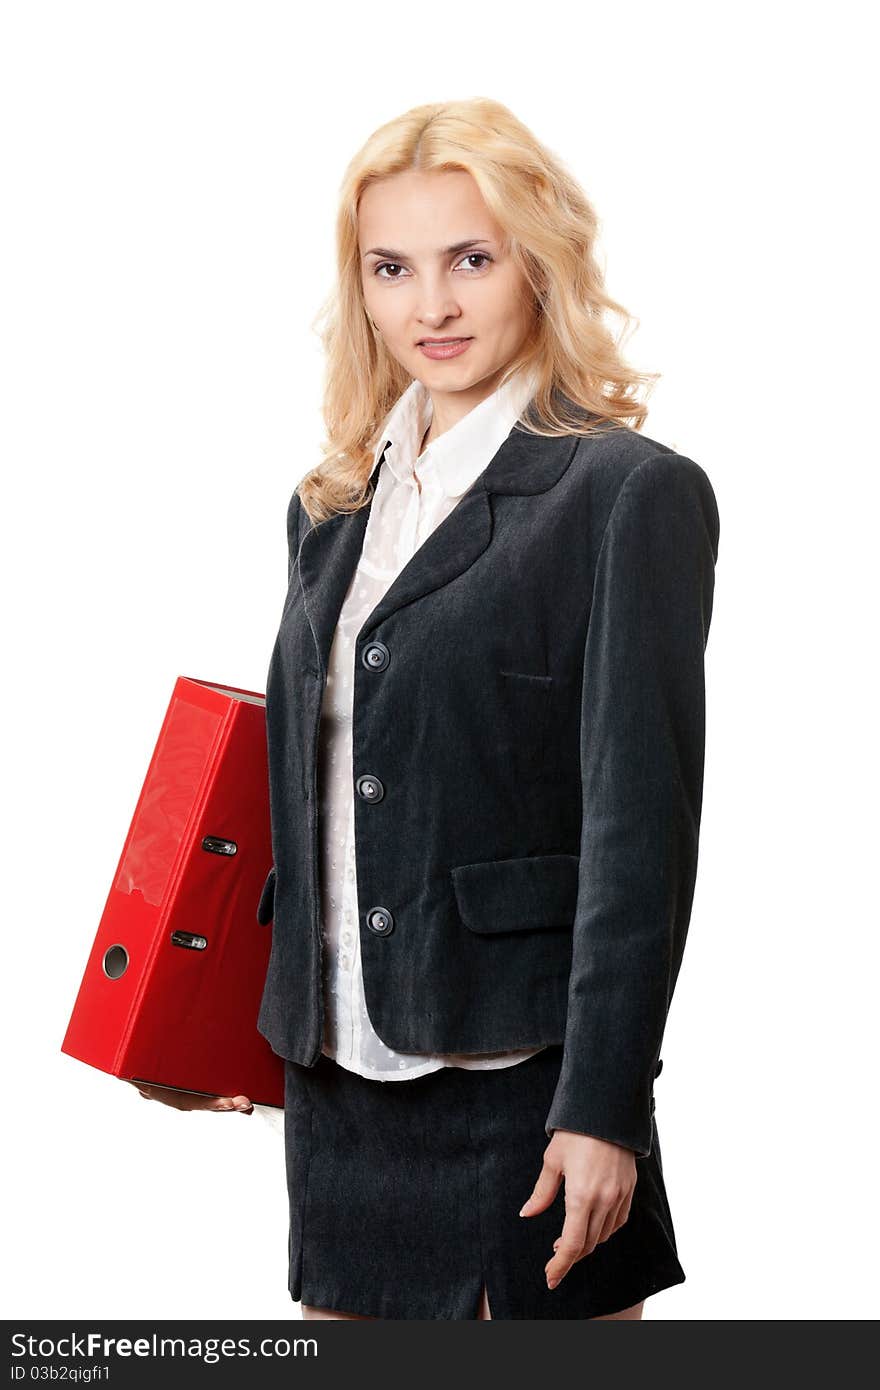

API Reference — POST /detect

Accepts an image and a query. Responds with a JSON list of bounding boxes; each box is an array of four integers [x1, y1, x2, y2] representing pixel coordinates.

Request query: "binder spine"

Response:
[[114, 693, 234, 1074]]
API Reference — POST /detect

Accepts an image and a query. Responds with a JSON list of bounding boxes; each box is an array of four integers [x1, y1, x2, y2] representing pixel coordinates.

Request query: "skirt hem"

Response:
[[293, 1266, 687, 1320]]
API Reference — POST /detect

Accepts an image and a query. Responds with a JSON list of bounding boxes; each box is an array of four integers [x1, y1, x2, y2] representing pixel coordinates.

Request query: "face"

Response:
[[358, 169, 536, 422]]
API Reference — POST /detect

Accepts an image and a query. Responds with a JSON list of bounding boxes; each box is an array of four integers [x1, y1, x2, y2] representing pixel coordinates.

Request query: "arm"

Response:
[[544, 451, 720, 1157]]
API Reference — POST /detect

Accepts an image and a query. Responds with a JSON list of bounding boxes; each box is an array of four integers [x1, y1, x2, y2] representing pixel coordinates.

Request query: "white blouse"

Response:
[[255, 367, 545, 1134]]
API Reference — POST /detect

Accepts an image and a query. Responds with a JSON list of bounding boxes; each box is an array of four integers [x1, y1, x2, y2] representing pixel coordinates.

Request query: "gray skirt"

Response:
[[283, 1044, 685, 1319]]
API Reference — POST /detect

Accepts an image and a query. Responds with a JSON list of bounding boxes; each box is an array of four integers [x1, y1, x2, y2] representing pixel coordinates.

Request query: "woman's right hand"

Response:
[[126, 1079, 254, 1113]]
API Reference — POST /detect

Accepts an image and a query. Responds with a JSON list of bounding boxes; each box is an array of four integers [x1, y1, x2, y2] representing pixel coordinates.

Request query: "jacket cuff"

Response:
[[544, 1058, 663, 1157], [256, 864, 276, 925]]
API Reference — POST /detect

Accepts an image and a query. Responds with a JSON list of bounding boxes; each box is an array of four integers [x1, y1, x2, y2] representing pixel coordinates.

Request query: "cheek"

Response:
[[372, 294, 414, 341], [480, 273, 531, 333]]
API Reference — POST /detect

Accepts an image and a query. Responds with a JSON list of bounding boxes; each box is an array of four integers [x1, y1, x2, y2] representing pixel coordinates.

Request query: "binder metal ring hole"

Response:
[[102, 944, 129, 979]]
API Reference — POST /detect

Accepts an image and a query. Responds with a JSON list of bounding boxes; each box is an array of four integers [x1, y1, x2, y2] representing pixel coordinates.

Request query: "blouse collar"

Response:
[[370, 366, 539, 500]]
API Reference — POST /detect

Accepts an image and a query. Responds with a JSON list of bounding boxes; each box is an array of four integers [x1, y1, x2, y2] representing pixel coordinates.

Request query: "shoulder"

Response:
[[288, 485, 303, 525], [567, 422, 719, 550], [570, 420, 714, 497], [287, 486, 308, 546]]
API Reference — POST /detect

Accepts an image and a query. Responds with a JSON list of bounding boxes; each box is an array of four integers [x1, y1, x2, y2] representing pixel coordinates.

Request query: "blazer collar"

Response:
[[366, 376, 594, 499], [296, 392, 598, 670]]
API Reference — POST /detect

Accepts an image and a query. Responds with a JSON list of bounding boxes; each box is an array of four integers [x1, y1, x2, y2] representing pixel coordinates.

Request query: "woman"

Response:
[[137, 97, 720, 1322]]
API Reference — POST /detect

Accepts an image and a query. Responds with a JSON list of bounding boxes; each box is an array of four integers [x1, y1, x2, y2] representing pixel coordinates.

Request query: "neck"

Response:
[[424, 366, 512, 446]]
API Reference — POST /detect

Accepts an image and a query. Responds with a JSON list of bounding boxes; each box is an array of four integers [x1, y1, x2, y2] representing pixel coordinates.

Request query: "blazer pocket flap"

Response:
[[451, 853, 580, 934], [257, 865, 277, 925]]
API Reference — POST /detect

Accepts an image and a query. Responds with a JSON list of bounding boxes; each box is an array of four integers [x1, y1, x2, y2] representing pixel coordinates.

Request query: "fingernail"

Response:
[[547, 1278, 559, 1289], [518, 1206, 527, 1217]]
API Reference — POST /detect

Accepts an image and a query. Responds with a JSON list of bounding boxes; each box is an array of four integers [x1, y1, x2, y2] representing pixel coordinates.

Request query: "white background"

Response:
[[2, 0, 877, 1321]]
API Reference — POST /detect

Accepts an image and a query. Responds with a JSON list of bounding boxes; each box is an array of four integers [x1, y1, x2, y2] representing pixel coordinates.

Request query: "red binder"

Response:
[[60, 675, 285, 1109]]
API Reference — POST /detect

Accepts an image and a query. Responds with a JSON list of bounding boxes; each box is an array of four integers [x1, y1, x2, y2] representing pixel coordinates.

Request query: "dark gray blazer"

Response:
[[255, 408, 720, 1157]]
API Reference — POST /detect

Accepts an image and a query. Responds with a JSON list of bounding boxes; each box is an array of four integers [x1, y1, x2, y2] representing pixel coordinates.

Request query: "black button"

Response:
[[654, 1058, 664, 1077], [356, 774, 385, 802], [362, 641, 390, 671], [366, 906, 394, 936]]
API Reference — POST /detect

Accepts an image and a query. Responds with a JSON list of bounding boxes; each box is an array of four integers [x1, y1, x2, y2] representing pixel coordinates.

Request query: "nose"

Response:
[[416, 275, 462, 331], [417, 309, 462, 332]]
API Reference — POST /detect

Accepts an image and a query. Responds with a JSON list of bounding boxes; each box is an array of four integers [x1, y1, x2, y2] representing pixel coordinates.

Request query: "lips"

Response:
[[417, 337, 473, 360]]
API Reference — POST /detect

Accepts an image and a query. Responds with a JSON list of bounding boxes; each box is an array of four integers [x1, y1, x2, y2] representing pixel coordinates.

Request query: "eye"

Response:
[[455, 252, 493, 272], [372, 252, 494, 280], [373, 262, 409, 280]]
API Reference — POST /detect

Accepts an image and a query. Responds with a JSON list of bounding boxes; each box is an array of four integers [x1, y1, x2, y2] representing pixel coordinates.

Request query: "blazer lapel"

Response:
[[357, 482, 493, 644], [297, 424, 583, 667]]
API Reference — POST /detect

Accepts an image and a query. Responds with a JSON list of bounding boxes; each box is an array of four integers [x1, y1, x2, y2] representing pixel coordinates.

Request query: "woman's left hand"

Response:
[[519, 1130, 637, 1289]]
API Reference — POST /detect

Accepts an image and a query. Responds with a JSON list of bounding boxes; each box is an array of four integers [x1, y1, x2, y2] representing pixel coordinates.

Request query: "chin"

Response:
[[418, 357, 484, 383]]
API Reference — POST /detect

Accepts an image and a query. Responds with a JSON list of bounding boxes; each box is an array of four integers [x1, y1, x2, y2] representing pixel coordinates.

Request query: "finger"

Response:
[[210, 1095, 253, 1113], [582, 1197, 615, 1257], [615, 1189, 634, 1233], [596, 1198, 623, 1247], [519, 1158, 563, 1218], [544, 1202, 590, 1287]]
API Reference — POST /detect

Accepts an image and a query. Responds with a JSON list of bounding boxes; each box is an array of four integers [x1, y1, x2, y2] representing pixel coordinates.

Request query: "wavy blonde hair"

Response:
[[299, 97, 659, 524]]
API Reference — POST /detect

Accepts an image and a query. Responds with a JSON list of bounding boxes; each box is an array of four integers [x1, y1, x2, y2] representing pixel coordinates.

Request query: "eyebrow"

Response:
[[362, 238, 495, 260]]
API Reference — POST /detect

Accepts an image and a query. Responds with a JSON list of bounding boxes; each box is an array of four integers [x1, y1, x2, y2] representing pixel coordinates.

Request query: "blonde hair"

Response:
[[300, 97, 659, 524]]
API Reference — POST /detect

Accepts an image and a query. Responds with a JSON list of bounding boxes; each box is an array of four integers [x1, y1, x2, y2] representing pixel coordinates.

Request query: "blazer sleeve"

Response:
[[544, 451, 720, 1156], [255, 487, 304, 925]]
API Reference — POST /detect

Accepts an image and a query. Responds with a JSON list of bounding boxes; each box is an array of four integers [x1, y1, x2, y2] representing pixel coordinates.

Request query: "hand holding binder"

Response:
[[126, 1079, 255, 1114]]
